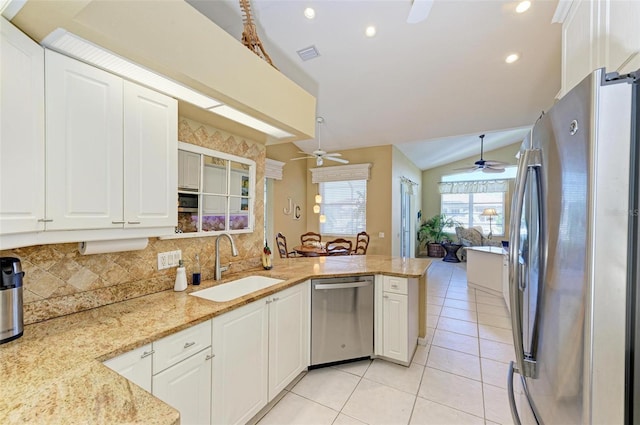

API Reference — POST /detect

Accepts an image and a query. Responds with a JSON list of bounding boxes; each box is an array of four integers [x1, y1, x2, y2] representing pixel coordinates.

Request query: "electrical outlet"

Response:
[[157, 252, 168, 270]]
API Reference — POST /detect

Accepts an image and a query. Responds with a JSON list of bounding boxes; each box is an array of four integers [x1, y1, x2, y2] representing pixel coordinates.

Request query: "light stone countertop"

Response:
[[0, 255, 431, 424]]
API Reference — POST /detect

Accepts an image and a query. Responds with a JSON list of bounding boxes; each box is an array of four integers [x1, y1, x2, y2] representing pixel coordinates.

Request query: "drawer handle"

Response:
[[38, 218, 53, 222], [112, 220, 126, 224], [184, 341, 196, 349], [141, 350, 155, 359], [266, 299, 272, 304], [205, 354, 215, 361], [127, 221, 141, 224], [272, 297, 279, 302], [391, 285, 398, 289], [383, 295, 389, 299]]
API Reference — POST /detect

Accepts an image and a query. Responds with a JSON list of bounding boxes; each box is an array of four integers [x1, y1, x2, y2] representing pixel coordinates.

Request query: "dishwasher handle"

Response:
[[314, 281, 372, 290]]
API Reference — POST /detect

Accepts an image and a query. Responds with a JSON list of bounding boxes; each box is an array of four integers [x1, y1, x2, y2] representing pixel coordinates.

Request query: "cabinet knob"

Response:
[[184, 341, 196, 349], [141, 350, 155, 359], [383, 295, 389, 299], [205, 354, 215, 361]]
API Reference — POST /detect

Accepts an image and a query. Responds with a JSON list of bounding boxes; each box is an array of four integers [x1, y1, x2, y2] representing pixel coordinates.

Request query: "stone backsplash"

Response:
[[0, 117, 266, 325]]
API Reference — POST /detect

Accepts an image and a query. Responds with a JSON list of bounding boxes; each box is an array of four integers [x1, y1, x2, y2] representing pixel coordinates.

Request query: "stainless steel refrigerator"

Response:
[[507, 67, 639, 424]]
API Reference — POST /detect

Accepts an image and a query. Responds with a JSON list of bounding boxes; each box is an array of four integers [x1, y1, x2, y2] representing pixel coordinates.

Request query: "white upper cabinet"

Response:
[[45, 50, 177, 231], [178, 150, 200, 190], [123, 81, 177, 228], [559, 0, 640, 97], [45, 50, 124, 230], [0, 18, 45, 235]]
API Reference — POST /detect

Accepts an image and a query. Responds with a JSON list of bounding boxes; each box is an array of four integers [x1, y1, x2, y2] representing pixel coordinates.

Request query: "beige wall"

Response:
[[391, 147, 423, 257], [0, 118, 266, 324], [421, 142, 521, 241], [265, 143, 309, 258]]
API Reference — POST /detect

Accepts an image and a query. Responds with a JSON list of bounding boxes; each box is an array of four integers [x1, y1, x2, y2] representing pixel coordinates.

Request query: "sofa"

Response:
[[455, 226, 502, 261]]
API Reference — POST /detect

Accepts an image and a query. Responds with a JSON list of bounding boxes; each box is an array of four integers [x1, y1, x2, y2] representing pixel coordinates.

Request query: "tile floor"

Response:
[[257, 261, 519, 425]]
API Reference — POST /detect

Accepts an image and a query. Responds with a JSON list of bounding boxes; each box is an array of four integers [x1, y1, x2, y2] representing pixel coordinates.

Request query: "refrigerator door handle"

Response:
[[509, 148, 541, 379]]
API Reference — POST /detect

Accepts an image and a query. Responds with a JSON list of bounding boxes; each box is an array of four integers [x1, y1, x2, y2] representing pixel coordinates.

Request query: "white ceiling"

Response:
[[188, 0, 561, 170]]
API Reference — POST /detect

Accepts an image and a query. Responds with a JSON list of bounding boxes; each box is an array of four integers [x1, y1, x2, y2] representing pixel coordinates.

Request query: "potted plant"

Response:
[[418, 214, 461, 257]]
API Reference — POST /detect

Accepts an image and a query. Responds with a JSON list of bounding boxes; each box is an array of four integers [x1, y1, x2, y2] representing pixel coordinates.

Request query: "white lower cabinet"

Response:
[[212, 281, 309, 425], [103, 343, 153, 393], [378, 276, 418, 365], [152, 347, 212, 425]]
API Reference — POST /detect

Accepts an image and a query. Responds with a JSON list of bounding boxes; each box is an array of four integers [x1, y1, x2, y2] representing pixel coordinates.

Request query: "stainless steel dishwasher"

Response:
[[310, 275, 374, 366]]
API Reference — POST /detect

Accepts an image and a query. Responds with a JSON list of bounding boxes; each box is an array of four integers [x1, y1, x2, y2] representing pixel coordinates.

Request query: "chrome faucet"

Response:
[[215, 233, 238, 280]]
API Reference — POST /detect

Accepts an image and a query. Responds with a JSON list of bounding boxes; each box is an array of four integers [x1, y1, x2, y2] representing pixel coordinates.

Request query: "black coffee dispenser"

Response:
[[1, 257, 24, 344]]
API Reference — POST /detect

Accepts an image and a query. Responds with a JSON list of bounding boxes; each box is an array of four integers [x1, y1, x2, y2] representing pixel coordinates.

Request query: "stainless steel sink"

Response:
[[190, 276, 284, 302]]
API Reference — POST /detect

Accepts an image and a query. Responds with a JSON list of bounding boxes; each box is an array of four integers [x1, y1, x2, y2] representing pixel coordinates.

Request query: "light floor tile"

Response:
[[410, 397, 484, 425], [412, 344, 429, 366], [437, 316, 479, 337], [477, 312, 512, 329], [427, 345, 481, 381], [418, 367, 484, 418], [432, 329, 480, 356], [364, 359, 424, 394], [427, 313, 440, 328], [342, 378, 416, 425], [479, 338, 516, 363], [333, 359, 372, 377], [483, 383, 515, 425], [479, 324, 514, 345], [475, 294, 507, 307], [427, 295, 445, 306], [440, 306, 478, 323], [443, 298, 477, 312], [449, 279, 469, 288], [427, 304, 443, 317], [292, 367, 360, 411], [480, 357, 510, 389], [424, 327, 436, 345], [258, 392, 338, 425], [332, 413, 367, 425], [476, 302, 510, 318], [446, 289, 476, 302]]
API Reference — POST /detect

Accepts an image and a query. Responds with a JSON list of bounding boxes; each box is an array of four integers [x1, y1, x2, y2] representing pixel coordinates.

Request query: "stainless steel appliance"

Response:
[[1, 257, 24, 344], [310, 275, 374, 366], [508, 68, 639, 424]]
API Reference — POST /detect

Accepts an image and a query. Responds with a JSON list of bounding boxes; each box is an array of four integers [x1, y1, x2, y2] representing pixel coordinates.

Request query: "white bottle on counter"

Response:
[[174, 260, 187, 291]]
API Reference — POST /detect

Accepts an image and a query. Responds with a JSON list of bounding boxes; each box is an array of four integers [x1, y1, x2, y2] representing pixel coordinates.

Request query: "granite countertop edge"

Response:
[[0, 255, 431, 424]]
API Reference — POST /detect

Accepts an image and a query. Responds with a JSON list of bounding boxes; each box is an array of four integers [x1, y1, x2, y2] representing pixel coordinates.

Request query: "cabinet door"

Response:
[[268, 282, 309, 401], [178, 150, 200, 190], [0, 19, 45, 234], [45, 50, 123, 230], [123, 81, 177, 228], [212, 299, 269, 425], [382, 292, 408, 362], [152, 347, 212, 425], [604, 0, 640, 74], [103, 344, 153, 393], [561, 0, 598, 96]]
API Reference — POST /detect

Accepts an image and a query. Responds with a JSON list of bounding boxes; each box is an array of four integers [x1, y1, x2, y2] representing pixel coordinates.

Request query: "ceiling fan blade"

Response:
[[482, 167, 506, 174], [452, 165, 479, 172], [325, 156, 349, 164], [407, 0, 434, 23], [291, 156, 314, 161], [324, 152, 343, 157], [483, 160, 510, 167]]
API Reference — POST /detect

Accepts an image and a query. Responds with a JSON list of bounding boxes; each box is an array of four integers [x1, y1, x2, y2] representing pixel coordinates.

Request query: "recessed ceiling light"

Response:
[[304, 7, 315, 19], [516, 1, 531, 13], [365, 26, 377, 37], [505, 53, 520, 64]]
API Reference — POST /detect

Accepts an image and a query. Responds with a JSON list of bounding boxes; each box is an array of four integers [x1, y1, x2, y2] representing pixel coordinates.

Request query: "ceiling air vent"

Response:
[[297, 45, 320, 61]]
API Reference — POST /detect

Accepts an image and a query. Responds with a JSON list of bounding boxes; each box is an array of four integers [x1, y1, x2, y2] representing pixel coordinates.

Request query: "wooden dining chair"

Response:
[[326, 238, 353, 255], [300, 232, 321, 246], [276, 232, 296, 258], [352, 231, 370, 255]]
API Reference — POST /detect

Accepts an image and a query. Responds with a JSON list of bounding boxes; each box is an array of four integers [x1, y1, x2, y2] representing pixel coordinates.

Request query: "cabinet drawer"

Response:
[[153, 320, 211, 374], [383, 276, 407, 295]]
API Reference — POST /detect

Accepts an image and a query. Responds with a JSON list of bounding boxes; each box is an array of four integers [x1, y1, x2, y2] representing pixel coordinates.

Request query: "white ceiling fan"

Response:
[[454, 134, 510, 173], [291, 117, 349, 166], [407, 0, 434, 24]]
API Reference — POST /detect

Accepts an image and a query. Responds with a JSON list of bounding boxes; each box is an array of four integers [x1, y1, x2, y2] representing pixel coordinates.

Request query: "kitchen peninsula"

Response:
[[0, 255, 431, 424]]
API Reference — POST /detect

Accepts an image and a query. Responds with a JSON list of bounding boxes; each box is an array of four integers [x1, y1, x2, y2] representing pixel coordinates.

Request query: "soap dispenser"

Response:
[[174, 260, 187, 291]]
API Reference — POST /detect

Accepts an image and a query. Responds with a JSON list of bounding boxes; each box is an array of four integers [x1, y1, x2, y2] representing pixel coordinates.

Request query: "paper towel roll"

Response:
[[78, 238, 149, 255]]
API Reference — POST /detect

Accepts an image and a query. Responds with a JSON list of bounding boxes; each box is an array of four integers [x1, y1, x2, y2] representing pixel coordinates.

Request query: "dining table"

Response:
[[292, 245, 350, 257]]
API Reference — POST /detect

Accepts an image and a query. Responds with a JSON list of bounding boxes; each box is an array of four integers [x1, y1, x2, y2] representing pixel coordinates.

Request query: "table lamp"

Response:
[[481, 208, 499, 239]]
